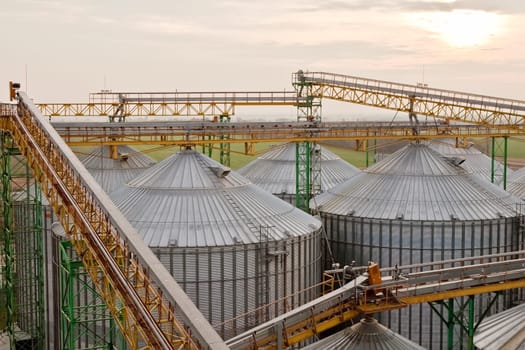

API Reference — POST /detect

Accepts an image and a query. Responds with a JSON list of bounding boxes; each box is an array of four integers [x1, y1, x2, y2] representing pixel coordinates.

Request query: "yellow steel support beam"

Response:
[[37, 91, 300, 117], [297, 71, 525, 130], [51, 121, 525, 148], [399, 279, 525, 305]]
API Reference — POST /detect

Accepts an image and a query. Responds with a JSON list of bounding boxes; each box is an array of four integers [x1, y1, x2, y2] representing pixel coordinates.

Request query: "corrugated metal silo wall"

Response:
[[153, 230, 322, 340], [320, 213, 521, 349], [13, 199, 45, 349]]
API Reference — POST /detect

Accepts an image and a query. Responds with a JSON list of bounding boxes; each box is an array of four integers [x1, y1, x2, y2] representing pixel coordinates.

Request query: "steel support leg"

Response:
[[219, 114, 231, 167], [491, 136, 508, 188], [1, 132, 15, 349], [468, 296, 475, 350], [293, 79, 321, 212], [296, 142, 310, 211], [448, 299, 454, 350]]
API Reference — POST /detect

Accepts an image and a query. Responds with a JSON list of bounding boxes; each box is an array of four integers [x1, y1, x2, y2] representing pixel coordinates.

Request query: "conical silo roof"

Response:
[[238, 143, 360, 195], [428, 139, 513, 185], [79, 145, 156, 193], [508, 166, 525, 200], [301, 317, 425, 350], [109, 149, 321, 247], [313, 143, 521, 221], [474, 303, 525, 350]]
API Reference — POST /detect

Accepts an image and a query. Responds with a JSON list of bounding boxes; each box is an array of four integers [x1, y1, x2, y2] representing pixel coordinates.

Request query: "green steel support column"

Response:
[[467, 296, 475, 350], [490, 137, 508, 187], [208, 135, 213, 158], [295, 142, 310, 211], [219, 114, 231, 167], [293, 72, 322, 212], [373, 134, 377, 166], [502, 137, 509, 189], [448, 299, 454, 350], [12, 144, 45, 350], [491, 137, 495, 183], [365, 139, 369, 168], [364, 137, 377, 167], [59, 240, 123, 350], [201, 135, 214, 158], [431, 294, 499, 349], [1, 132, 15, 350], [59, 244, 77, 350], [29, 166, 45, 350], [1, 132, 46, 349]]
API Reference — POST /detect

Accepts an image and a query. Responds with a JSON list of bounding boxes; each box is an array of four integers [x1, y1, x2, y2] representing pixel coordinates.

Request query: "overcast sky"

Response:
[[2, 0, 525, 119]]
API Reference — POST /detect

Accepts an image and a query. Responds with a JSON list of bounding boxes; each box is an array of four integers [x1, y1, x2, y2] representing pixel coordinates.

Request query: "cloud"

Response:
[[292, 0, 525, 15], [133, 16, 211, 38]]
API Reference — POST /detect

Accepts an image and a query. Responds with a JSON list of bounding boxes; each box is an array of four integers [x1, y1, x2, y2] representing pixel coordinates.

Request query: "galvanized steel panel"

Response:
[[301, 317, 426, 350], [313, 144, 522, 221], [79, 145, 156, 193], [152, 233, 322, 340], [110, 149, 322, 338], [474, 302, 525, 350], [314, 143, 521, 349], [238, 142, 360, 196], [428, 139, 513, 185], [508, 166, 525, 200], [110, 150, 321, 247]]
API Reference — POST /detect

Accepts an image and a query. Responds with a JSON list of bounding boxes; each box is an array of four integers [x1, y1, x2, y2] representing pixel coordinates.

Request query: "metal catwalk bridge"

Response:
[[51, 120, 525, 148], [37, 91, 302, 118], [228, 251, 525, 349], [293, 71, 525, 130]]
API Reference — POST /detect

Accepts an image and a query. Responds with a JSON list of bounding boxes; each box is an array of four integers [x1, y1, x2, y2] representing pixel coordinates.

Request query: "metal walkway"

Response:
[[227, 251, 525, 349], [37, 91, 302, 117], [294, 71, 525, 129], [0, 96, 228, 350], [51, 120, 525, 148]]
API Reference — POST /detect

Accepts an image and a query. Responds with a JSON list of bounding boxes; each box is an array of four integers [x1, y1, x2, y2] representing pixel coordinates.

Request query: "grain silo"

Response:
[[109, 148, 323, 339], [238, 142, 360, 204], [79, 145, 156, 193], [301, 316, 426, 350], [312, 143, 522, 349], [428, 139, 513, 185], [474, 302, 525, 350], [508, 166, 525, 200]]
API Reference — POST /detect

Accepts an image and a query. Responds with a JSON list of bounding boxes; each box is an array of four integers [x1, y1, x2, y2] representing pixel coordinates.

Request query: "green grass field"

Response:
[[132, 142, 370, 169], [472, 137, 525, 158], [80, 136, 525, 171]]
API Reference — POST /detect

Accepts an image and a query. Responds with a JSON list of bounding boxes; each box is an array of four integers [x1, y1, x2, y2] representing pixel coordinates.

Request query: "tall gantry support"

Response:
[[1, 131, 15, 349], [491, 137, 509, 189], [219, 114, 231, 167], [429, 293, 500, 350], [59, 240, 125, 350], [293, 70, 322, 212], [1, 131, 45, 349]]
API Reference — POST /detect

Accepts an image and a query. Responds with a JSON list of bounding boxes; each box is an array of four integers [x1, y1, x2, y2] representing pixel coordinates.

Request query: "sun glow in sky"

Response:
[[410, 10, 505, 48]]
